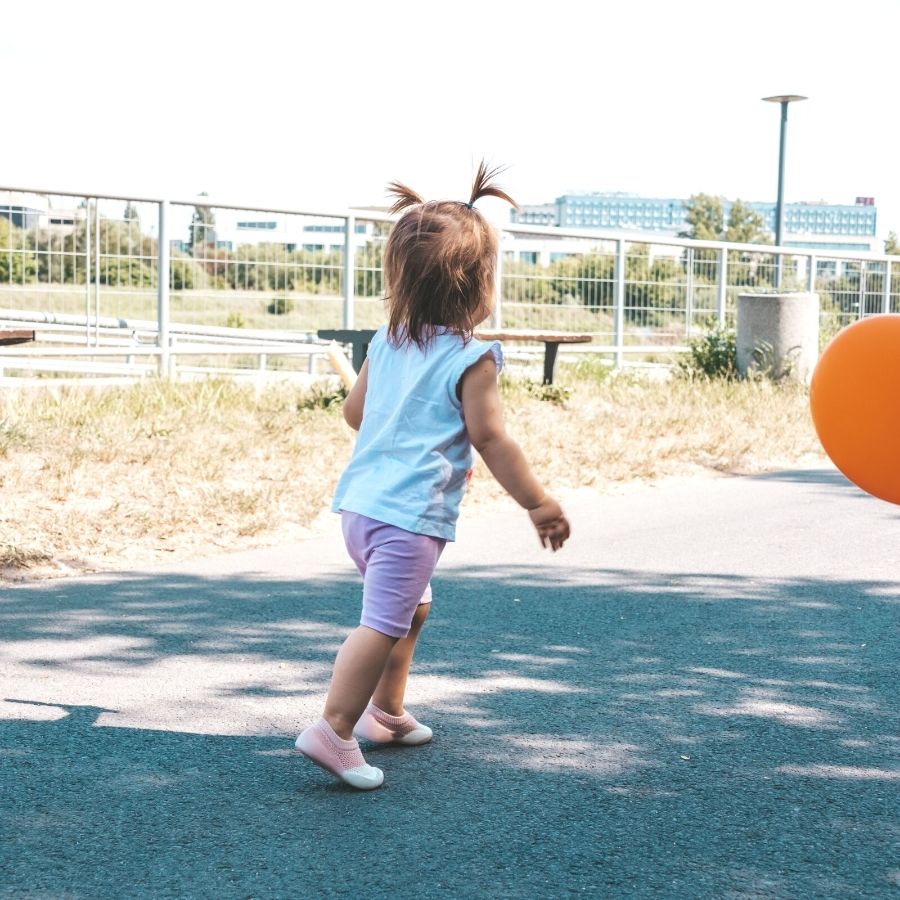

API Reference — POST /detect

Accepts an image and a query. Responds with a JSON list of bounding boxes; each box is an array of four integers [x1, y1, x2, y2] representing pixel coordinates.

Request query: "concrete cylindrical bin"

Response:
[[736, 292, 820, 383]]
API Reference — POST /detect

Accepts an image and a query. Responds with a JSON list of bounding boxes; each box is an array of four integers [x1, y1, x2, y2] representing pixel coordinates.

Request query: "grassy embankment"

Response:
[[0, 358, 826, 581]]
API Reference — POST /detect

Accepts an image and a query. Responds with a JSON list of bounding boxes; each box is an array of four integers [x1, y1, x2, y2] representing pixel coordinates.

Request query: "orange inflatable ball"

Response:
[[809, 314, 900, 505]]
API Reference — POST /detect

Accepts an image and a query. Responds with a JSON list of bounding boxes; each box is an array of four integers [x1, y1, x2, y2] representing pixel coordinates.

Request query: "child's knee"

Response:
[[410, 602, 430, 630]]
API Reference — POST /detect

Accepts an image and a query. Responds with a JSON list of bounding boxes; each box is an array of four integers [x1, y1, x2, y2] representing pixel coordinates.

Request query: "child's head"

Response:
[[383, 161, 516, 348]]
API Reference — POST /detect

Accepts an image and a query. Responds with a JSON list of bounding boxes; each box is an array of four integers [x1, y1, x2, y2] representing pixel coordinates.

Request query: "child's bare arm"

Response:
[[461, 357, 543, 507], [461, 354, 570, 550], [342, 358, 369, 431]]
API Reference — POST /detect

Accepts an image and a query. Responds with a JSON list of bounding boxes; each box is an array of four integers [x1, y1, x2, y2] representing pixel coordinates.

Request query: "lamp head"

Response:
[[762, 94, 808, 104]]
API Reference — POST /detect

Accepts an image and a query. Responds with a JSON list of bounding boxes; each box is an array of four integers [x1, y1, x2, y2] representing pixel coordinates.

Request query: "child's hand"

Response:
[[528, 496, 571, 551]]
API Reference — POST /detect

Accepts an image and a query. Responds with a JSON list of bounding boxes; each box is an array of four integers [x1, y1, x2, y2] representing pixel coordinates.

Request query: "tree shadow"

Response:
[[2, 562, 898, 898], [748, 468, 852, 488], [746, 468, 900, 521]]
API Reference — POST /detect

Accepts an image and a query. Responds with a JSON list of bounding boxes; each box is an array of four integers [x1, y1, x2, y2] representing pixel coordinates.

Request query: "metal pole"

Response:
[[807, 254, 817, 293], [775, 102, 788, 249], [883, 260, 892, 314], [763, 97, 807, 285], [342, 214, 355, 329], [774, 100, 788, 289], [614, 239, 625, 368], [716, 245, 728, 326], [157, 199, 170, 377]]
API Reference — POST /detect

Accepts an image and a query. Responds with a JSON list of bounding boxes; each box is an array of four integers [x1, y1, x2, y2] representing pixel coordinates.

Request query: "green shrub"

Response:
[[295, 383, 346, 411], [680, 320, 737, 379], [267, 296, 295, 316], [567, 356, 613, 383], [522, 381, 572, 406]]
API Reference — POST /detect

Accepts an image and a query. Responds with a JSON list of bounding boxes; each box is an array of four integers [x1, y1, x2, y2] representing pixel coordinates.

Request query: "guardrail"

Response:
[[0, 308, 330, 384], [2, 184, 897, 375]]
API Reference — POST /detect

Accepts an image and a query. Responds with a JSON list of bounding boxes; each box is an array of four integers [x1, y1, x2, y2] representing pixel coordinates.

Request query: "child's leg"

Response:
[[322, 625, 399, 740], [371, 599, 430, 716], [319, 515, 444, 740]]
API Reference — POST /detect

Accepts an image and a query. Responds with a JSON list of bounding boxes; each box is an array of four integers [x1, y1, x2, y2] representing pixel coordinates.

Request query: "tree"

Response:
[[624, 245, 681, 325], [187, 194, 216, 254], [680, 194, 772, 287], [123, 202, 140, 227], [680, 194, 724, 241], [0, 217, 38, 283], [548, 252, 615, 308], [721, 199, 774, 288], [884, 231, 900, 255], [681, 195, 769, 245], [170, 257, 198, 290], [724, 200, 769, 245]]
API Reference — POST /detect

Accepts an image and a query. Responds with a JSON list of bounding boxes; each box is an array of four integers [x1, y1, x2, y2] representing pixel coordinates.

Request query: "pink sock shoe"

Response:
[[353, 703, 433, 746], [295, 718, 384, 790]]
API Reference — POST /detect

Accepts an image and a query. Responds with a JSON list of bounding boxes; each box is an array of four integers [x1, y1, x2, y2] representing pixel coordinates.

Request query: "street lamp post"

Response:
[[763, 94, 807, 288]]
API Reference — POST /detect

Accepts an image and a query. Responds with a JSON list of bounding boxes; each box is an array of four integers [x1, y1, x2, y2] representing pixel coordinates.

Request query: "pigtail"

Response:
[[384, 161, 516, 349], [467, 160, 517, 209], [387, 181, 426, 215]]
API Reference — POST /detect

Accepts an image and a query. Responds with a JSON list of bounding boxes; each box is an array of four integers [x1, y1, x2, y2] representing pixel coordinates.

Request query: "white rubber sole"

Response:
[[294, 730, 384, 790], [353, 715, 433, 746], [391, 724, 433, 746]]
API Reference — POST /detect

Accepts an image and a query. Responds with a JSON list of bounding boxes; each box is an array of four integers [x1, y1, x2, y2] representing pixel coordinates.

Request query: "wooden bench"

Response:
[[318, 327, 592, 384], [474, 330, 593, 384], [0, 330, 36, 346], [317, 329, 377, 374]]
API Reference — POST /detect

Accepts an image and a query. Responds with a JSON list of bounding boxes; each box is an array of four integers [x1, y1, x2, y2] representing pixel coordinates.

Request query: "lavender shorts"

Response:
[[340, 512, 446, 638]]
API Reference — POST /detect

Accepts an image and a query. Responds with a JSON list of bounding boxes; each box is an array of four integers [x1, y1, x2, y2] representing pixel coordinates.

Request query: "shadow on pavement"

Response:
[[1, 562, 898, 898], [747, 468, 853, 487]]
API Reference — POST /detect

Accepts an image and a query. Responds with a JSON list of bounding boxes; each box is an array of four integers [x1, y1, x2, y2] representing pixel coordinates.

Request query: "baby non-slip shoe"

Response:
[[295, 717, 384, 790], [353, 703, 433, 746]]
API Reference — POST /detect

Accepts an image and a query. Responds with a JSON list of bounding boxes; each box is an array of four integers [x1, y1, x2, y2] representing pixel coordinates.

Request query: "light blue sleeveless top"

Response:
[[332, 325, 503, 540]]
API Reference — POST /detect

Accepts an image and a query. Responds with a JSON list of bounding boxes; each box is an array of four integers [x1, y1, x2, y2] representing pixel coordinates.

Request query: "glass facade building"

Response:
[[511, 193, 878, 251]]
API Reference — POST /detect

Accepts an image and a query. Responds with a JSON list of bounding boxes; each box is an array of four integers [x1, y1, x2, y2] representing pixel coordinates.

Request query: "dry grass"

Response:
[[492, 361, 826, 493], [0, 365, 826, 581]]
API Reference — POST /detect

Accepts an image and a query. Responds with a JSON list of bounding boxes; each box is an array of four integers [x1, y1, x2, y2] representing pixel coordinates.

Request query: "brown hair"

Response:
[[383, 161, 517, 349]]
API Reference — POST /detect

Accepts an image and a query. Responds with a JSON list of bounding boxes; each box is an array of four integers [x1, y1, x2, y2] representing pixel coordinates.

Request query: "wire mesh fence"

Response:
[[3, 186, 898, 370], [166, 202, 348, 333]]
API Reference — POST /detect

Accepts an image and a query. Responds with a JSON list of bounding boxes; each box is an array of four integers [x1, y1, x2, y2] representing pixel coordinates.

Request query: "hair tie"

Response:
[[464, 201, 474, 209]]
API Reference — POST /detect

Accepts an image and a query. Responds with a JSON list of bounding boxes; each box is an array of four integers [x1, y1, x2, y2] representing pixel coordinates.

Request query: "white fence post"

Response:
[[343, 214, 355, 329], [614, 239, 625, 368], [685, 246, 695, 336], [858, 261, 867, 319], [882, 260, 892, 314], [716, 246, 728, 327], [157, 199, 170, 377], [84, 197, 91, 347], [94, 198, 100, 347]]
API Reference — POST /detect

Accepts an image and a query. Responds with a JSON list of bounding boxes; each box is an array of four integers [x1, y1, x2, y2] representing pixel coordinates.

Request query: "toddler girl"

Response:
[[295, 162, 570, 789]]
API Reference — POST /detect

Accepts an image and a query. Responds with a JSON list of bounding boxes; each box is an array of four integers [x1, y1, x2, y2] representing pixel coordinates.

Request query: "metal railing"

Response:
[[2, 184, 898, 376], [0, 307, 329, 384]]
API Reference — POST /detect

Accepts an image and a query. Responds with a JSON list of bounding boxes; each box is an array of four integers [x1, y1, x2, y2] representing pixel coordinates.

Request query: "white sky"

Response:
[[4, 0, 899, 238]]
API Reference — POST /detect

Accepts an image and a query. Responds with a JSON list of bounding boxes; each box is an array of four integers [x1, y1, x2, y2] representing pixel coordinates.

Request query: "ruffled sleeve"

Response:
[[450, 337, 504, 407]]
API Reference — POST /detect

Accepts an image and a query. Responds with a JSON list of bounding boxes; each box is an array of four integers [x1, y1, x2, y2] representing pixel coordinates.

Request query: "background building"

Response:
[[1, 192, 87, 233], [512, 192, 879, 253]]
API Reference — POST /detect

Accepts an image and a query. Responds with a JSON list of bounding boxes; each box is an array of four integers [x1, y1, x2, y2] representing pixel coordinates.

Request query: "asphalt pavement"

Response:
[[1, 466, 898, 898]]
